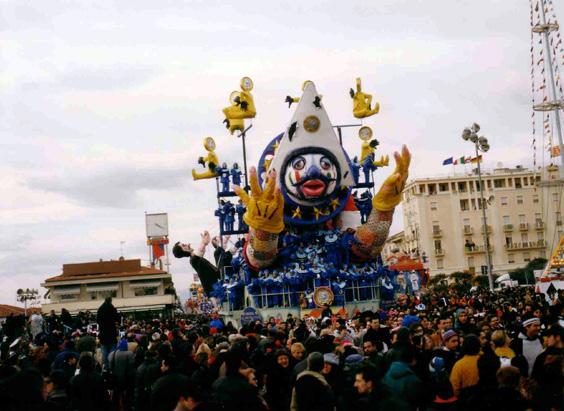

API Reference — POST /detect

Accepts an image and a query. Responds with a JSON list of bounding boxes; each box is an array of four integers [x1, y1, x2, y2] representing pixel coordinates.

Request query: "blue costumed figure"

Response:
[[332, 277, 346, 306], [230, 163, 242, 187], [350, 156, 361, 185], [248, 276, 262, 308], [236, 200, 247, 231], [362, 153, 375, 183], [271, 271, 283, 307], [219, 163, 231, 193], [215, 201, 226, 233], [223, 201, 235, 232]]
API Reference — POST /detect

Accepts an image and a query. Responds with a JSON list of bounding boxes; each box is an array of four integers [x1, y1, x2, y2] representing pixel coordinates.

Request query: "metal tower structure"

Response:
[[530, 0, 564, 176]]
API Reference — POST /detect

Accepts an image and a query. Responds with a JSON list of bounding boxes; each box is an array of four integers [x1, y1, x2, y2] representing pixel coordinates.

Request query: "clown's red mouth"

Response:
[[300, 179, 326, 197]]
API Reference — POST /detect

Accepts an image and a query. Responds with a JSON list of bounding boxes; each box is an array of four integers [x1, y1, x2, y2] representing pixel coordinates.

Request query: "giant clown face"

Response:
[[281, 147, 341, 206]]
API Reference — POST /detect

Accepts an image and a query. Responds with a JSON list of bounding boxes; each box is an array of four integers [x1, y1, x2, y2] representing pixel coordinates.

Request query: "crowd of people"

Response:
[[0, 285, 562, 411]]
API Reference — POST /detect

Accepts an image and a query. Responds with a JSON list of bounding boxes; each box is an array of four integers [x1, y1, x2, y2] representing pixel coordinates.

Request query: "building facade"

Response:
[[41, 258, 177, 316], [401, 165, 563, 277]]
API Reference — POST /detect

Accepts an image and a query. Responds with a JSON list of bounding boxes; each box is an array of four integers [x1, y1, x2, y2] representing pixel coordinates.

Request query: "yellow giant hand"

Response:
[[233, 167, 285, 234], [372, 145, 411, 212]]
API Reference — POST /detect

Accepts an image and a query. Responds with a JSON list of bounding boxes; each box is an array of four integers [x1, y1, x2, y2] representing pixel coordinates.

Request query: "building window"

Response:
[[60, 294, 78, 301], [503, 216, 510, 225], [434, 240, 442, 251], [89, 290, 117, 300], [557, 212, 562, 225], [523, 252, 531, 262], [460, 199, 469, 211], [419, 184, 426, 194], [521, 233, 528, 243], [508, 253, 515, 264], [538, 232, 544, 241], [519, 214, 526, 223], [501, 197, 508, 205], [487, 180, 492, 189], [458, 182, 467, 192], [517, 195, 523, 205], [428, 184, 437, 195], [505, 235, 513, 246], [430, 202, 437, 211], [134, 287, 158, 297], [437, 259, 444, 269], [439, 183, 449, 192], [468, 257, 475, 268], [553, 192, 560, 203], [515, 178, 522, 188], [494, 179, 506, 188], [523, 177, 529, 186], [533, 194, 538, 203]]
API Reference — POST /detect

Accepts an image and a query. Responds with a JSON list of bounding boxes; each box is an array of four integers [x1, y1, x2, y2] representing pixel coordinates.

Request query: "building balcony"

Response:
[[432, 229, 442, 238], [503, 224, 514, 232], [504, 240, 546, 250], [519, 223, 529, 231], [557, 220, 563, 226], [463, 226, 473, 235], [434, 249, 445, 257], [464, 245, 494, 254], [481, 225, 493, 234], [535, 221, 544, 230]]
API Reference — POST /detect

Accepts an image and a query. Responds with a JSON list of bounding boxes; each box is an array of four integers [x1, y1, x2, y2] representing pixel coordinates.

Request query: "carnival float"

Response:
[[177, 77, 426, 321]]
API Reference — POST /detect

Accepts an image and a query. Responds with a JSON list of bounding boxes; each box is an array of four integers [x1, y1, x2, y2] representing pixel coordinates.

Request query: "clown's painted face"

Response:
[[282, 148, 340, 206]]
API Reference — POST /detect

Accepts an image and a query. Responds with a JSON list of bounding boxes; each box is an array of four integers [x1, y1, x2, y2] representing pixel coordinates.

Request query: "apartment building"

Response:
[[401, 165, 563, 276]]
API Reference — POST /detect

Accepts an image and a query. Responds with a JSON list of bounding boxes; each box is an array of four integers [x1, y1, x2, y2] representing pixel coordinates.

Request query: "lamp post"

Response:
[[16, 288, 39, 317], [462, 123, 494, 291]]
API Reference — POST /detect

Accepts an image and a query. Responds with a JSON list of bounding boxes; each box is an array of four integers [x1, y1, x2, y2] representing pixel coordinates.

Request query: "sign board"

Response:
[[240, 307, 262, 325]]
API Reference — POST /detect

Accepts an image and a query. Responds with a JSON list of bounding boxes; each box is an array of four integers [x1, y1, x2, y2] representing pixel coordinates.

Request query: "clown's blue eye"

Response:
[[320, 156, 331, 170], [292, 156, 306, 170]]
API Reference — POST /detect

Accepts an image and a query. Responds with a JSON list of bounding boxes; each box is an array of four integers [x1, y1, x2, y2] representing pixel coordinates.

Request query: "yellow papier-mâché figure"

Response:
[[192, 137, 220, 180], [222, 77, 256, 135], [351, 77, 380, 119], [358, 126, 389, 167]]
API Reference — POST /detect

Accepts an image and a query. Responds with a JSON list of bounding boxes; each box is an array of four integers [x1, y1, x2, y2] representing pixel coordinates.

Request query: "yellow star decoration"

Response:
[[292, 207, 302, 219], [263, 158, 272, 170], [329, 198, 340, 211], [273, 140, 280, 153], [313, 207, 329, 220]]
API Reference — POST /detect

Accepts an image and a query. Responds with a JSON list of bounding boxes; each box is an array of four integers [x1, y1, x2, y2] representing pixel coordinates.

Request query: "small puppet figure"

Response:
[[235, 199, 247, 231], [222, 77, 256, 135], [350, 77, 380, 119], [192, 137, 219, 180]]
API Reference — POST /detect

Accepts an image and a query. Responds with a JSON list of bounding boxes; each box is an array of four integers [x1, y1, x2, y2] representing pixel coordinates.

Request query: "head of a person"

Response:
[[175, 382, 203, 411], [172, 242, 193, 258], [491, 330, 509, 348], [322, 353, 339, 375], [290, 342, 305, 361], [523, 317, 541, 338], [496, 366, 521, 389], [461, 334, 481, 356], [488, 315, 500, 330], [306, 352, 324, 373], [370, 317, 380, 330], [438, 314, 452, 331], [275, 349, 290, 368], [363, 338, 378, 355], [104, 296, 112, 305], [458, 311, 468, 324], [545, 324, 563, 348], [354, 364, 378, 395], [78, 352, 95, 373], [442, 329, 459, 351]]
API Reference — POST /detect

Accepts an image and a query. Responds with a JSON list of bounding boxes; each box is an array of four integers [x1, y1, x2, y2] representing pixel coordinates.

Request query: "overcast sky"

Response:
[[2, 0, 562, 307]]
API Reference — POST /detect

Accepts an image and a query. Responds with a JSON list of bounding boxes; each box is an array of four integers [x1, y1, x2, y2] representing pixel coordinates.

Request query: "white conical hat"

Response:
[[268, 82, 354, 187]]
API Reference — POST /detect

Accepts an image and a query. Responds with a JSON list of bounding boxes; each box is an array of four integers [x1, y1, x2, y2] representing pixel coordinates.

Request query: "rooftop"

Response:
[[45, 258, 168, 283]]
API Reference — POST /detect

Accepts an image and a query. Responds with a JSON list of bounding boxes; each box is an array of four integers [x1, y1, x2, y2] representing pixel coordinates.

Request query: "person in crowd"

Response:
[[449, 334, 481, 398], [291, 352, 334, 411], [96, 297, 120, 367], [509, 316, 544, 376], [69, 352, 108, 411]]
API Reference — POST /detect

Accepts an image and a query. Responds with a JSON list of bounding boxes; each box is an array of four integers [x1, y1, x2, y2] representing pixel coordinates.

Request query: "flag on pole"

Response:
[[458, 156, 467, 164], [442, 157, 454, 165], [470, 155, 482, 164], [152, 243, 165, 262]]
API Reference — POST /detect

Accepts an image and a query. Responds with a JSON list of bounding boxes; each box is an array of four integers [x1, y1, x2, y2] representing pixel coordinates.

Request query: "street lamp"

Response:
[[461, 123, 494, 291], [16, 288, 39, 317]]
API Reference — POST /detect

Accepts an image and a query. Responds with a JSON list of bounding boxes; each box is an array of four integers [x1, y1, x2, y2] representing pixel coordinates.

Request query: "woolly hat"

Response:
[[429, 356, 445, 374], [307, 352, 324, 372], [344, 354, 364, 365], [442, 329, 458, 343], [323, 353, 339, 366], [522, 317, 540, 327]]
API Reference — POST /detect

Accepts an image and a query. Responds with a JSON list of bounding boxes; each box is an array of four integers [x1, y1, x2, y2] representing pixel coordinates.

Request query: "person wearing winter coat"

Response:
[[266, 349, 293, 411], [382, 345, 425, 410], [509, 317, 544, 376], [96, 297, 120, 366], [69, 352, 108, 411], [108, 338, 136, 411], [291, 352, 335, 411], [449, 334, 481, 398]]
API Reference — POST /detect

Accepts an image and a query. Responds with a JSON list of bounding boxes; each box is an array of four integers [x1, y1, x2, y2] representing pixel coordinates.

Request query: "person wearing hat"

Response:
[[530, 324, 563, 410], [509, 317, 544, 376], [431, 329, 460, 374], [266, 349, 293, 411], [291, 352, 335, 411]]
